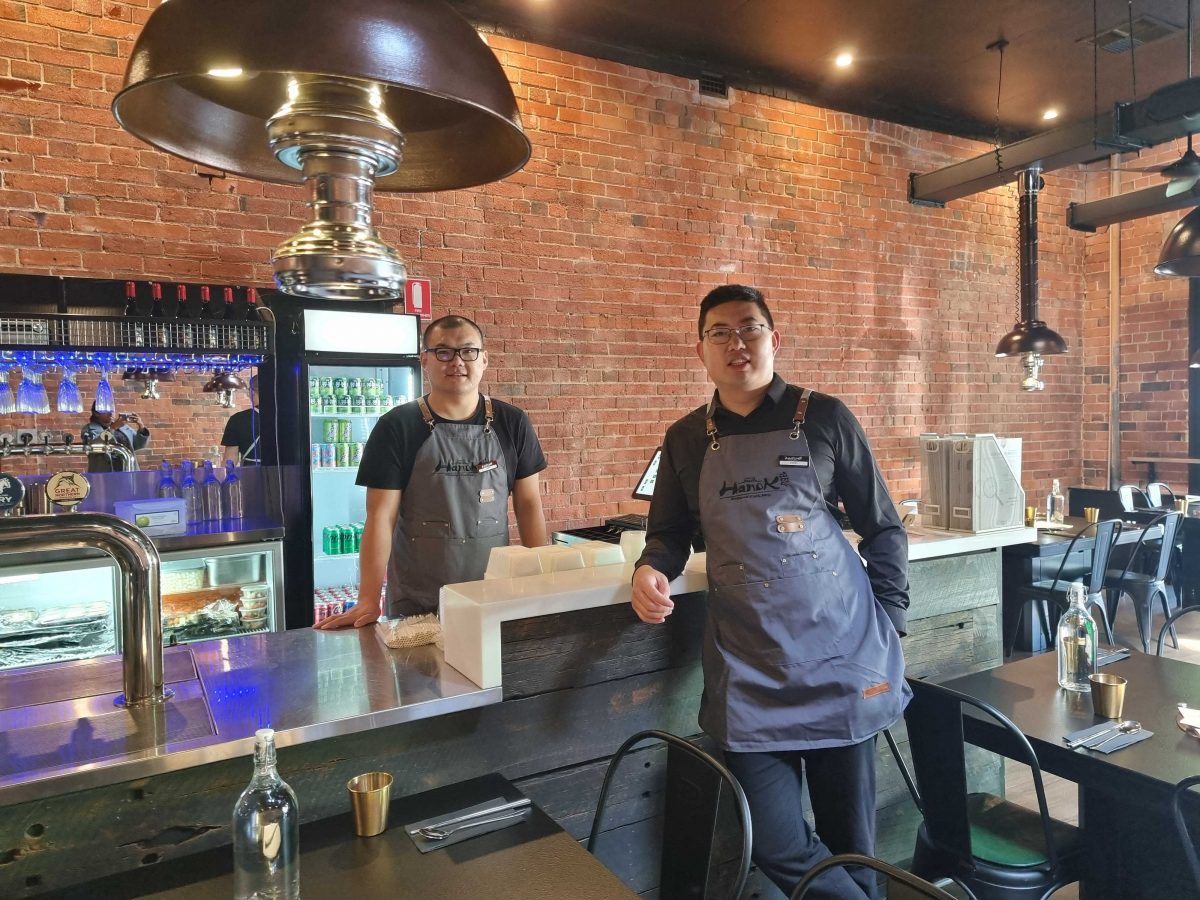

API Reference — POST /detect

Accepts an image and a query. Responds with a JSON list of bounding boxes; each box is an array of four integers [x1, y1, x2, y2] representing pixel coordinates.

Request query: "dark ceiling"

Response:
[[447, 0, 1196, 144]]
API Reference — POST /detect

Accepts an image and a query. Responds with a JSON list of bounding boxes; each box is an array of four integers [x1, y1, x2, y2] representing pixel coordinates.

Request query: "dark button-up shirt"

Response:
[[637, 375, 910, 635]]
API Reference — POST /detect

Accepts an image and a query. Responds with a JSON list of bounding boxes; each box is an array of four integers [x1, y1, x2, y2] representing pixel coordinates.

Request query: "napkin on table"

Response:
[[1063, 721, 1153, 754]]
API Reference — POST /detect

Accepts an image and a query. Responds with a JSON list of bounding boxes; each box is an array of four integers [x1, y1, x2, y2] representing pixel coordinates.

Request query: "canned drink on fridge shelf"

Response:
[[332, 376, 347, 395], [320, 443, 336, 468], [309, 376, 320, 394], [349, 442, 364, 467], [350, 394, 364, 415], [352, 522, 365, 550], [313, 602, 326, 624], [319, 376, 334, 395], [309, 394, 320, 413], [310, 443, 322, 468], [320, 394, 337, 414], [322, 419, 338, 443], [364, 377, 378, 398], [335, 393, 350, 414], [322, 525, 340, 555], [364, 395, 380, 413], [383, 394, 395, 410], [347, 377, 363, 396], [344, 598, 357, 611], [335, 442, 351, 468], [340, 524, 356, 554], [337, 419, 354, 443]]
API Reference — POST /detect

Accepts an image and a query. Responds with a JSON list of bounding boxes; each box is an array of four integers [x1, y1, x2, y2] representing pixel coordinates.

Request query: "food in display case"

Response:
[[0, 600, 114, 669]]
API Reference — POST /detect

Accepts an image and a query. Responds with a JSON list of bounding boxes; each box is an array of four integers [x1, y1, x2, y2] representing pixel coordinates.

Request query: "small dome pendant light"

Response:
[[994, 167, 1068, 391]]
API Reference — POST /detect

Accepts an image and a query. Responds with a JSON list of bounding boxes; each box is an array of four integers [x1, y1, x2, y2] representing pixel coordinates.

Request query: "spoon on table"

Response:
[[1065, 719, 1139, 749], [1089, 721, 1143, 752]]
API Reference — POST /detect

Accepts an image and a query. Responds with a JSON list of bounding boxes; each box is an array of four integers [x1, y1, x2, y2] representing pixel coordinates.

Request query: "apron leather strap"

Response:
[[418, 394, 493, 433], [705, 387, 812, 447], [790, 388, 812, 440], [416, 395, 436, 431], [704, 394, 720, 450]]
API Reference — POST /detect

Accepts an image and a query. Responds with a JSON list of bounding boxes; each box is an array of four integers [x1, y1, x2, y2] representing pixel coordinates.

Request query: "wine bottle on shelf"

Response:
[[222, 287, 240, 350], [232, 729, 299, 900], [199, 286, 218, 349], [149, 282, 168, 347], [124, 281, 144, 347], [175, 284, 194, 348], [244, 287, 260, 349]]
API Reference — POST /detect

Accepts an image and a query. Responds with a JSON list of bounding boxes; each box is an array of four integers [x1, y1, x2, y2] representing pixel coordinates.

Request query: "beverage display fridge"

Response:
[[266, 305, 421, 628]]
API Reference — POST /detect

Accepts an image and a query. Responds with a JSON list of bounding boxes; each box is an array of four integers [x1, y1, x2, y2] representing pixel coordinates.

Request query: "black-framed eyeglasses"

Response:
[[423, 346, 482, 362], [702, 323, 771, 345]]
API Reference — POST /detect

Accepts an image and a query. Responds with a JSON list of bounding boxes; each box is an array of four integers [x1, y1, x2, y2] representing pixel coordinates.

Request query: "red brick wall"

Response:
[[0, 2, 1118, 531]]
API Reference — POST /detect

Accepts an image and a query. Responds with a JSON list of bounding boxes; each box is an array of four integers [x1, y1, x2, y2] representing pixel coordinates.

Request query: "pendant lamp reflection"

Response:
[[994, 167, 1068, 391], [203, 371, 245, 408], [112, 0, 531, 301], [1155, 205, 1200, 276]]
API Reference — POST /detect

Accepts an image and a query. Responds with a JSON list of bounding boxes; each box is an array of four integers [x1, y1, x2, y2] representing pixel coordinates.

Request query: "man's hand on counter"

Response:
[[631, 564, 674, 624], [314, 605, 381, 630]]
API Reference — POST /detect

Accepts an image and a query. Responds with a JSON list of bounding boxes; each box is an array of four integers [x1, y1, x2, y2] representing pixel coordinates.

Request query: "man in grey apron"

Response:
[[633, 285, 909, 900], [317, 315, 547, 628]]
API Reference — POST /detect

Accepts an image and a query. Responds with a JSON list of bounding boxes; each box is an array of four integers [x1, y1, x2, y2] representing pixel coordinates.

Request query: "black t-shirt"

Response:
[[356, 394, 546, 492], [220, 408, 262, 464]]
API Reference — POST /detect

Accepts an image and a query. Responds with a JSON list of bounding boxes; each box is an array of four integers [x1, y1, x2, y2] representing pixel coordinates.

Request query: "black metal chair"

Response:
[[789, 852, 955, 900], [1172, 775, 1200, 893], [1118, 484, 1151, 513], [903, 677, 1083, 900], [1156, 605, 1200, 655], [587, 729, 752, 900], [1147, 481, 1177, 509], [1003, 518, 1121, 656], [1104, 511, 1184, 653]]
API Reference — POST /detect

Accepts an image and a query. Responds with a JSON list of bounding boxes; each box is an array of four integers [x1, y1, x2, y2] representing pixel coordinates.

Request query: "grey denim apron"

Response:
[[698, 388, 909, 751], [385, 395, 510, 618]]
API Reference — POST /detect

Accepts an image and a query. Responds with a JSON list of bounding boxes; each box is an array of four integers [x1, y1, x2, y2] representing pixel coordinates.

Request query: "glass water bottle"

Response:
[[1046, 478, 1066, 524], [201, 459, 224, 522], [232, 728, 299, 900], [156, 461, 179, 499], [224, 460, 244, 523], [179, 460, 199, 524], [1057, 581, 1096, 692]]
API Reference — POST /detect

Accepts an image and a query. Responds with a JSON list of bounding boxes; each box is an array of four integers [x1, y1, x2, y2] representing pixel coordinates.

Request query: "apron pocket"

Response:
[[711, 572, 851, 665]]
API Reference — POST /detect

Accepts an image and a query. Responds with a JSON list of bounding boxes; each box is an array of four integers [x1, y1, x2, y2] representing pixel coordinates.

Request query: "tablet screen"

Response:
[[632, 448, 662, 501]]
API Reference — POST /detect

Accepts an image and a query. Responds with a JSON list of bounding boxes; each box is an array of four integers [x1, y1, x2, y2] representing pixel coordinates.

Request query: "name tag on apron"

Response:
[[778, 455, 809, 468], [863, 681, 891, 699], [475, 460, 498, 472], [479, 488, 496, 503]]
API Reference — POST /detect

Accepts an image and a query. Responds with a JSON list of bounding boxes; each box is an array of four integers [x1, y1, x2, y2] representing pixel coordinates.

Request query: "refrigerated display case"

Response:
[[267, 305, 421, 627], [0, 540, 284, 671]]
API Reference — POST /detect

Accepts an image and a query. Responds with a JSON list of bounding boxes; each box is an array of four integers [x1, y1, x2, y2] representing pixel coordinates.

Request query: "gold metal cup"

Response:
[[1025, 506, 1037, 527], [1176, 498, 1189, 513], [1084, 507, 1100, 524], [348, 772, 393, 837], [1089, 673, 1128, 719]]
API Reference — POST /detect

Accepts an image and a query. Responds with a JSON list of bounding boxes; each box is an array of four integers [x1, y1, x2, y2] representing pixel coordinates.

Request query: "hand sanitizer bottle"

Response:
[[1057, 581, 1096, 692], [232, 728, 299, 899]]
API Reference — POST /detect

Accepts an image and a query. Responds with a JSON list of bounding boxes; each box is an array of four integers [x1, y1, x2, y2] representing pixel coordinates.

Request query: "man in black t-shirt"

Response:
[[316, 314, 548, 627], [221, 375, 261, 465]]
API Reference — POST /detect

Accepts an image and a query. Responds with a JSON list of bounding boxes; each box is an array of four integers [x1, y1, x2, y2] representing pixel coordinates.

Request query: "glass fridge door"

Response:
[[160, 541, 284, 644], [307, 363, 417, 620], [0, 556, 118, 671]]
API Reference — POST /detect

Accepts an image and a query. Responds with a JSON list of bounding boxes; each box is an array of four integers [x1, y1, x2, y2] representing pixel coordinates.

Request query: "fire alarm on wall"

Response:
[[405, 277, 432, 320]]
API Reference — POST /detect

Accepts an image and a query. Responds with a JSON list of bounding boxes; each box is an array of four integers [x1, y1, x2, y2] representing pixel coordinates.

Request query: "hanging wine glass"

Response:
[[29, 367, 50, 415], [0, 366, 14, 415], [56, 365, 83, 414], [94, 363, 116, 414], [15, 365, 36, 414]]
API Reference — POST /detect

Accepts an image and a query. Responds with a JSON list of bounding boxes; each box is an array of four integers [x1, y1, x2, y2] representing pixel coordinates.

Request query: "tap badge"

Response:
[[46, 470, 90, 509], [0, 472, 24, 510], [718, 472, 790, 500]]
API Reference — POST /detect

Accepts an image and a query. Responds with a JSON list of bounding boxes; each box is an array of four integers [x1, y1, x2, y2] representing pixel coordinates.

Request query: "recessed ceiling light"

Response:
[[835, 52, 854, 68], [207, 67, 244, 79], [1042, 108, 1059, 120]]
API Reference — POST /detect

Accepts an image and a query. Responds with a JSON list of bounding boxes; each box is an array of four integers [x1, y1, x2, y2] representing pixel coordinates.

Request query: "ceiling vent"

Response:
[[1083, 14, 1181, 54], [698, 73, 728, 98]]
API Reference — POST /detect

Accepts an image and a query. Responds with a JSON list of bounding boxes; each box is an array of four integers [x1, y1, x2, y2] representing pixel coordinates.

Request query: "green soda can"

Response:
[[322, 419, 338, 443], [340, 524, 356, 554], [353, 522, 365, 552], [322, 525, 340, 555], [347, 377, 363, 396], [337, 419, 353, 442]]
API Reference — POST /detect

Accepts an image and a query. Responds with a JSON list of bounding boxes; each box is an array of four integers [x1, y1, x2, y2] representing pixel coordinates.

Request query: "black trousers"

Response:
[[725, 736, 877, 900]]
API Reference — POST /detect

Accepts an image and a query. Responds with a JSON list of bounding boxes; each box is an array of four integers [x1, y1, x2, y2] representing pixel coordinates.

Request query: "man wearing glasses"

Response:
[[318, 314, 547, 628], [631, 285, 908, 899]]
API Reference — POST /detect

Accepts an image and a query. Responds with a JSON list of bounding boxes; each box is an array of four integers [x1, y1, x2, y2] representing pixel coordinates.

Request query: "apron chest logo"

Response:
[[778, 454, 809, 467], [434, 458, 477, 475], [718, 473, 789, 499]]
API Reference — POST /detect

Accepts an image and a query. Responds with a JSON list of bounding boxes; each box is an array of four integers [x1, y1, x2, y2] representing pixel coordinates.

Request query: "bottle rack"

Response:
[[0, 313, 273, 368]]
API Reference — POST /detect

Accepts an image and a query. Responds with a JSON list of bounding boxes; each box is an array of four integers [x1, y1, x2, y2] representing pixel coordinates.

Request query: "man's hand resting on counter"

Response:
[[631, 564, 674, 624], [314, 605, 381, 630]]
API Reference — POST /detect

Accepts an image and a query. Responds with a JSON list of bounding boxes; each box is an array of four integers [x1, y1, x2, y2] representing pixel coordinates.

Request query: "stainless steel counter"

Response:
[[0, 520, 285, 566], [0, 626, 498, 806]]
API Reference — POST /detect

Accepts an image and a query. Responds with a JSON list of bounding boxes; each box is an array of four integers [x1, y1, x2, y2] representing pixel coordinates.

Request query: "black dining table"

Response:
[[61, 772, 638, 899], [937, 651, 1200, 899]]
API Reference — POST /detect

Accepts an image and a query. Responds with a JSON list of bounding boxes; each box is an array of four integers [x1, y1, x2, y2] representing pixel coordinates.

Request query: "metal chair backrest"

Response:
[[790, 852, 955, 900], [1119, 484, 1151, 512], [1110, 511, 1183, 587], [587, 729, 753, 900], [1157, 605, 1200, 655], [1148, 482, 1177, 509], [1171, 775, 1200, 892], [904, 677, 1062, 874], [1045, 518, 1122, 594]]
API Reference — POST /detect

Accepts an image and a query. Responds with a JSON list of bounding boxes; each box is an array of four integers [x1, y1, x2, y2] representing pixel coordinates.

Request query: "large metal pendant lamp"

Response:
[[1155, 206, 1200, 275], [113, 0, 531, 301], [994, 166, 1068, 391]]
